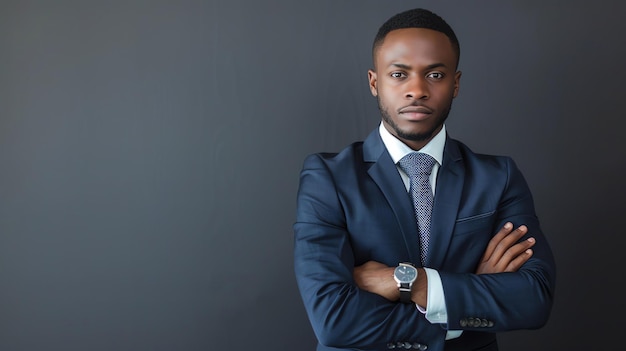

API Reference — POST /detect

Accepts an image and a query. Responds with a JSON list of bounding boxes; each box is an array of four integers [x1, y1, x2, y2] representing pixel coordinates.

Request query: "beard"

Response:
[[378, 96, 452, 142]]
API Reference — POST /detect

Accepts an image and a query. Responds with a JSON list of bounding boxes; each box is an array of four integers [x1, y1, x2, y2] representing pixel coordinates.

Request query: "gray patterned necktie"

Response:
[[398, 152, 436, 265]]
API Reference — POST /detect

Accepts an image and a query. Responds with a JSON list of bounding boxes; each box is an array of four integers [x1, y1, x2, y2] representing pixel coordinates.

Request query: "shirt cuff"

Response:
[[420, 267, 447, 324], [415, 268, 463, 340]]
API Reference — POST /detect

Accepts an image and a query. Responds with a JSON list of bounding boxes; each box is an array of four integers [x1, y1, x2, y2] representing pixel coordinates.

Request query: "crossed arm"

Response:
[[353, 222, 535, 307]]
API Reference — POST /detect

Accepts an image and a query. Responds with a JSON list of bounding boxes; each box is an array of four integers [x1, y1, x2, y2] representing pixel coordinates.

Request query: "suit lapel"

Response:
[[425, 138, 464, 269], [363, 131, 422, 265]]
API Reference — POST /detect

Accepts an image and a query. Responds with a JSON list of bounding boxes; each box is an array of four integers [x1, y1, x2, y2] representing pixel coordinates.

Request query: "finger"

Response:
[[488, 232, 533, 273], [496, 237, 535, 273], [505, 248, 533, 272], [489, 226, 527, 271], [499, 235, 535, 261], [499, 234, 534, 258], [481, 222, 514, 261], [491, 225, 528, 263]]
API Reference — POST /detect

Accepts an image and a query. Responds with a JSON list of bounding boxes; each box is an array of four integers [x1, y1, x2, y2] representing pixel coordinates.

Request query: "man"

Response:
[[293, 8, 556, 351]]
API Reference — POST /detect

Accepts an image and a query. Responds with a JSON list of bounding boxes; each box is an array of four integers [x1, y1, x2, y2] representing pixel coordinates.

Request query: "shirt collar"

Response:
[[378, 122, 446, 166]]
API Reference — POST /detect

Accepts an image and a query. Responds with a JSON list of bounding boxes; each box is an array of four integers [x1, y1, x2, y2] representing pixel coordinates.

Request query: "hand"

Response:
[[353, 261, 398, 301], [476, 222, 535, 274]]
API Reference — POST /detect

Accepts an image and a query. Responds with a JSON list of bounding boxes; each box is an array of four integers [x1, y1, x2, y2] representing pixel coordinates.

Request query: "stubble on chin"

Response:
[[378, 99, 447, 142]]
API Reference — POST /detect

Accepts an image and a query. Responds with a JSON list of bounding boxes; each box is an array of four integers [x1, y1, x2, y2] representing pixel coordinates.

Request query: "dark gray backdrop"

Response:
[[1, 1, 624, 350]]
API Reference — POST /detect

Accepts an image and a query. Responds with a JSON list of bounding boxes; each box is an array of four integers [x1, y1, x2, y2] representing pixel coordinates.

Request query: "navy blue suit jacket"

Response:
[[293, 129, 556, 351]]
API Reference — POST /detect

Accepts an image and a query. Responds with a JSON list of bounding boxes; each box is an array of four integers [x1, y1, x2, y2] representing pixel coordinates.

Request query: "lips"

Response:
[[399, 105, 433, 120], [399, 105, 433, 114]]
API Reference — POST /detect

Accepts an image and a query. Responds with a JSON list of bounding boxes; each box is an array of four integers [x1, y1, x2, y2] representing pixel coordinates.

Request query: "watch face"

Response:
[[394, 265, 417, 283]]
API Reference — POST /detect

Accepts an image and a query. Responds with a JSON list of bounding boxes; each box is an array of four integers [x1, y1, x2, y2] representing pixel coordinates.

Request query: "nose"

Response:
[[405, 77, 429, 100]]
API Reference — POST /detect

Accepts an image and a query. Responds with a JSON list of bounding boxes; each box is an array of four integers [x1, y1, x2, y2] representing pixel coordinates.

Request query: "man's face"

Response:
[[368, 28, 461, 150]]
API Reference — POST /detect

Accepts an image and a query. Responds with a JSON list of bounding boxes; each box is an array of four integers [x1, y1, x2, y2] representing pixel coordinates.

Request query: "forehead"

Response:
[[375, 28, 457, 68]]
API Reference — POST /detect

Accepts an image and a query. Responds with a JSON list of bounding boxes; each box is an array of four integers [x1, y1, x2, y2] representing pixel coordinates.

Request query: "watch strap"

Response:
[[399, 283, 412, 303]]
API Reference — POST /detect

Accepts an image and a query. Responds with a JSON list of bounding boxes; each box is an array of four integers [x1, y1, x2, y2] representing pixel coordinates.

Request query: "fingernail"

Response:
[[504, 222, 512, 229], [527, 237, 535, 243]]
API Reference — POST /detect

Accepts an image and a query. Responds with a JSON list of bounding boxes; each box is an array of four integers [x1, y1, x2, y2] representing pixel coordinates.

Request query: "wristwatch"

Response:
[[393, 262, 418, 303]]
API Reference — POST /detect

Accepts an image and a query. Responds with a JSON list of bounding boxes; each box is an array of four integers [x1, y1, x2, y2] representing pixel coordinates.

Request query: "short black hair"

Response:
[[372, 8, 460, 68]]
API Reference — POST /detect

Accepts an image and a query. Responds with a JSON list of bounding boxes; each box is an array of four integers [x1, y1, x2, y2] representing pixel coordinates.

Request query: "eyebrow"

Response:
[[390, 62, 447, 70]]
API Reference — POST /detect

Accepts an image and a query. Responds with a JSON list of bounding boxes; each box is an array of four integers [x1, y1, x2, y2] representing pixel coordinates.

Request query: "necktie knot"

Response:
[[398, 152, 436, 178]]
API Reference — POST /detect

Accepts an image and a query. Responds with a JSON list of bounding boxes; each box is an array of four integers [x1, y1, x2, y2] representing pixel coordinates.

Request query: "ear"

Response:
[[368, 69, 378, 97], [453, 70, 462, 98]]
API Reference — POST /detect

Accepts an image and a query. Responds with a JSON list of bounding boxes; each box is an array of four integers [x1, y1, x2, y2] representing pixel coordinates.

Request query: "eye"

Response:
[[390, 72, 406, 79], [427, 72, 444, 79]]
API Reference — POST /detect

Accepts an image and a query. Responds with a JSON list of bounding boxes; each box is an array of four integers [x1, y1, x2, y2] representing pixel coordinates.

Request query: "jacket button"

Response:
[[413, 343, 427, 350]]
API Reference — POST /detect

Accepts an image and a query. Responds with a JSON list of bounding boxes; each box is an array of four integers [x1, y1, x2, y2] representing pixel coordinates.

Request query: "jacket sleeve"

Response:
[[441, 157, 557, 332]]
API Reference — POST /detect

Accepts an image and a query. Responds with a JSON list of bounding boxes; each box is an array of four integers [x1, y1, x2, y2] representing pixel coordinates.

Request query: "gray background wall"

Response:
[[1, 1, 624, 350]]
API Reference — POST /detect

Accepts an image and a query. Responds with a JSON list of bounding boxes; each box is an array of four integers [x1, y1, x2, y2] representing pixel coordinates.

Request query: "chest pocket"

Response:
[[454, 210, 496, 237]]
